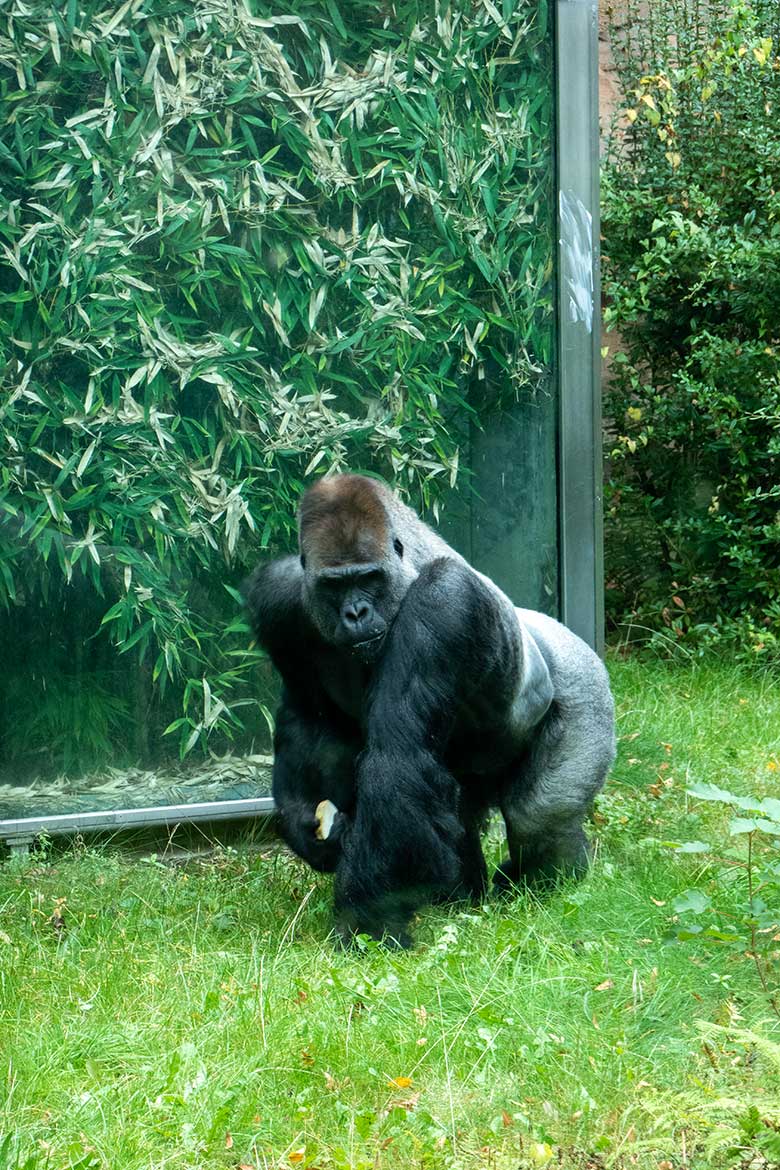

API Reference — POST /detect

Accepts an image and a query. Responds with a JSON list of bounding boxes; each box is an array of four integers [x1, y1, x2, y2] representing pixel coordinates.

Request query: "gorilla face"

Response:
[[304, 564, 395, 661]]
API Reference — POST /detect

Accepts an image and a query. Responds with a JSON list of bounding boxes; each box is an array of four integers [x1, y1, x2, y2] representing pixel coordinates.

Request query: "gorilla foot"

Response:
[[333, 919, 413, 951], [432, 873, 488, 907], [492, 848, 588, 894], [333, 902, 414, 950]]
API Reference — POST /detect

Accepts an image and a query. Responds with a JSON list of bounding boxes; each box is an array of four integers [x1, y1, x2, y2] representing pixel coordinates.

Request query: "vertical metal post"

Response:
[[556, 0, 604, 652]]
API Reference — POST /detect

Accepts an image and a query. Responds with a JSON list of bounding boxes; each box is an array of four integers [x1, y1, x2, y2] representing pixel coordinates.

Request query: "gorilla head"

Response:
[[297, 475, 412, 662]]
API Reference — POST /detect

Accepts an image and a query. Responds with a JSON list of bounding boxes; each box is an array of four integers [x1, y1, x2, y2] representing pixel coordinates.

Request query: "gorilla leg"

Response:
[[273, 699, 358, 874], [449, 794, 489, 902], [493, 816, 591, 890], [495, 698, 614, 890]]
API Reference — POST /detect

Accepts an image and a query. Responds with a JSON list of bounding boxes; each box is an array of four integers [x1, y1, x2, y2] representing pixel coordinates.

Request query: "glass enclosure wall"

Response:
[[0, 0, 561, 831]]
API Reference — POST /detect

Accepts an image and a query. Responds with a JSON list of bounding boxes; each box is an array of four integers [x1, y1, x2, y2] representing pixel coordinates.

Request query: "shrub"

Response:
[[0, 0, 554, 773], [602, 0, 780, 657]]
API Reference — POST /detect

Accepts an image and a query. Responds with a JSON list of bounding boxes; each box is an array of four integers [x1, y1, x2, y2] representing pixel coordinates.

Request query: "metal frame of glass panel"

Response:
[[0, 798, 276, 857], [556, 0, 604, 653], [1, 4, 602, 852]]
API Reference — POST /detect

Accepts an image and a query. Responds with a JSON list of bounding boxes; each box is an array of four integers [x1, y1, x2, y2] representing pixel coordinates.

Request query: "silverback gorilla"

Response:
[[245, 474, 615, 947]]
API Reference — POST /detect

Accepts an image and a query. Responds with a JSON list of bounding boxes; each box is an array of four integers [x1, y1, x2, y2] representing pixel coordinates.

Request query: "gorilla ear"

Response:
[[393, 537, 404, 558]]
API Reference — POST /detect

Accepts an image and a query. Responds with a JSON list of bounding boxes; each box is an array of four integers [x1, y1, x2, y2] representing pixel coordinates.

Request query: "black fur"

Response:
[[244, 475, 615, 946]]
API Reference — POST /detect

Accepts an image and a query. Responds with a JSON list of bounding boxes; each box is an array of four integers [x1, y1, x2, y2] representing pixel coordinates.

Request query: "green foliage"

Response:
[[0, 0, 554, 774], [4, 667, 129, 773], [602, 0, 780, 656]]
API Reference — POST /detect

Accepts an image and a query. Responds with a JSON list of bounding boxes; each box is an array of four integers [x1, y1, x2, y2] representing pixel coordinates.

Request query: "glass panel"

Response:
[[0, 0, 558, 827]]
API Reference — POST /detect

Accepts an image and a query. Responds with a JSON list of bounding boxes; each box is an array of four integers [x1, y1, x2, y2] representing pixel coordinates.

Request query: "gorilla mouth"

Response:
[[349, 631, 386, 656]]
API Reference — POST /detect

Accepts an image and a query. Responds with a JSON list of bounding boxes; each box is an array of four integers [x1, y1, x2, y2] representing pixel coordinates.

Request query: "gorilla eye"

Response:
[[393, 538, 404, 558], [300, 554, 307, 569]]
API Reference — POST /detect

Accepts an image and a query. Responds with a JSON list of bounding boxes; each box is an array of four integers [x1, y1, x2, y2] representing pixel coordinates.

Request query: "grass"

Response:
[[2, 655, 780, 1170]]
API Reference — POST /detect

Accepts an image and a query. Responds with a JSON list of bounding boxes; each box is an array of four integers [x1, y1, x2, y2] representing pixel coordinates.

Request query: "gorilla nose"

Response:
[[343, 601, 371, 626]]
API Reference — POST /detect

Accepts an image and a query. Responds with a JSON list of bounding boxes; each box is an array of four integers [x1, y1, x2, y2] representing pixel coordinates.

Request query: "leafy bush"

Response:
[[602, 0, 780, 656], [0, 0, 554, 775]]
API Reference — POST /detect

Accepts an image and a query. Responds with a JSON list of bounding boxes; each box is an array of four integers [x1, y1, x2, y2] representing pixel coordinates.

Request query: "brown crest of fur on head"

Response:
[[298, 475, 389, 567]]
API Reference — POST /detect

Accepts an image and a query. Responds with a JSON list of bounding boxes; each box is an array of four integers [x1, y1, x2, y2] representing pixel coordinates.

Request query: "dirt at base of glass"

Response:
[[0, 755, 273, 821]]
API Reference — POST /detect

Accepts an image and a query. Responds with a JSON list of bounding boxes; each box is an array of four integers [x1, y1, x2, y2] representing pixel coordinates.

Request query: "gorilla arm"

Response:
[[333, 556, 554, 943], [243, 556, 355, 872]]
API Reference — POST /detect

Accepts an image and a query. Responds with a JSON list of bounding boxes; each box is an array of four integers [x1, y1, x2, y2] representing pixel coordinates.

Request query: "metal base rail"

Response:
[[0, 796, 276, 856]]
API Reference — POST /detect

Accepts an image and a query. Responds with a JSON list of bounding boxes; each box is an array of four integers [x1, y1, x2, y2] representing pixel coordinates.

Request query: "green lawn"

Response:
[[2, 656, 780, 1170]]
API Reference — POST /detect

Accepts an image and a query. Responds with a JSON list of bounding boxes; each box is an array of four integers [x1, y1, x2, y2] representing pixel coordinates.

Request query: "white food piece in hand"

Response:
[[315, 799, 338, 840]]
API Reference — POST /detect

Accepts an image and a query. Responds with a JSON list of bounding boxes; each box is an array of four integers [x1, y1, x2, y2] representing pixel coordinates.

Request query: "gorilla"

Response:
[[245, 474, 615, 947]]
